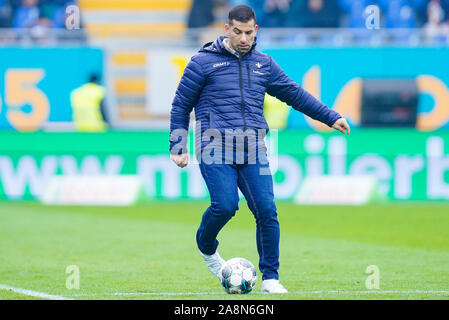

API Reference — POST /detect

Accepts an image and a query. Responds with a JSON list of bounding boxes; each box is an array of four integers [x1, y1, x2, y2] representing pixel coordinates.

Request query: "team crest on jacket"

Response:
[[255, 62, 262, 68]]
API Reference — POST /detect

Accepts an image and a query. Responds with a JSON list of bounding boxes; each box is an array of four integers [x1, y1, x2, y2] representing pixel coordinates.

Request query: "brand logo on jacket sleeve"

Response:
[[213, 61, 230, 68]]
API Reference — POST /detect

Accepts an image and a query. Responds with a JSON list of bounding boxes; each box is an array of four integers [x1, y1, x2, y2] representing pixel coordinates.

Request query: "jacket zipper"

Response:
[[246, 63, 251, 88], [238, 57, 247, 131]]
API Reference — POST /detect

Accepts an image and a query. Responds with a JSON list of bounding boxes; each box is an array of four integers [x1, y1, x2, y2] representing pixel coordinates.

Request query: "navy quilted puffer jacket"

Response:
[[169, 36, 341, 152]]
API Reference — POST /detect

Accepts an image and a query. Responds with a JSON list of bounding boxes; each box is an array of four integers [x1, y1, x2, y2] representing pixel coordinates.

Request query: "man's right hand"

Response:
[[170, 153, 189, 168]]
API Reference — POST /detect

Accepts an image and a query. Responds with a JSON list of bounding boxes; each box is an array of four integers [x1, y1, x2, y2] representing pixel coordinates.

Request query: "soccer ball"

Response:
[[219, 257, 257, 294]]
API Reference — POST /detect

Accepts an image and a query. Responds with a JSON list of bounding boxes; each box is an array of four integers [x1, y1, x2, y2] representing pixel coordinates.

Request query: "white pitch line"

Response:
[[70, 291, 227, 297], [0, 284, 73, 300], [291, 290, 449, 295], [3, 284, 447, 299], [69, 289, 449, 297]]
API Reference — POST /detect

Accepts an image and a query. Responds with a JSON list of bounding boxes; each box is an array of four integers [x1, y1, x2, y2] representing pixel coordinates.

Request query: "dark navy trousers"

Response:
[[196, 160, 280, 280]]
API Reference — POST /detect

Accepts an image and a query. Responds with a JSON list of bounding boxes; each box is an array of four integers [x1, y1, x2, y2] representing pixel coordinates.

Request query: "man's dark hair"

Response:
[[228, 5, 256, 25]]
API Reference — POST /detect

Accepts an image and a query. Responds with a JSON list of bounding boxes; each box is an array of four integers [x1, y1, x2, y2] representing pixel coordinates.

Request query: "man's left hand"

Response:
[[332, 118, 351, 135]]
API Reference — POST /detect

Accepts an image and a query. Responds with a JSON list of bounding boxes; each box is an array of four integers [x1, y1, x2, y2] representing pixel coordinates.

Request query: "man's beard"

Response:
[[236, 43, 251, 54]]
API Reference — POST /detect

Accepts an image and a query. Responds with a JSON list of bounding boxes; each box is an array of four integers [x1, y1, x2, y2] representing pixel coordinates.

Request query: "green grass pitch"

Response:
[[1, 201, 449, 300]]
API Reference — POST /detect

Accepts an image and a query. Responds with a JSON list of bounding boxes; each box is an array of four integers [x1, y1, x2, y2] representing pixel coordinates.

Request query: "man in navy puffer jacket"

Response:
[[170, 5, 350, 293]]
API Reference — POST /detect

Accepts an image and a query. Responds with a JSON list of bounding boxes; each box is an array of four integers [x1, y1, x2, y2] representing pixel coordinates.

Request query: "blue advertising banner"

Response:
[[0, 47, 103, 131], [263, 47, 449, 131]]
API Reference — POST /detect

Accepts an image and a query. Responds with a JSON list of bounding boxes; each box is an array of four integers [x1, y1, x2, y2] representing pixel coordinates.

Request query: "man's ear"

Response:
[[224, 24, 230, 34]]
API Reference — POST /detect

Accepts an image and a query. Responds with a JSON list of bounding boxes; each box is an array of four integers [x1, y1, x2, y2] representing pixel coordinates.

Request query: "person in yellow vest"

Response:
[[70, 74, 108, 132], [263, 93, 290, 130]]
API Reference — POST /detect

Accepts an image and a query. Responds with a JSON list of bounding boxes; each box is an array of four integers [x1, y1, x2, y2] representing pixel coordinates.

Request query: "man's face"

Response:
[[225, 19, 258, 54]]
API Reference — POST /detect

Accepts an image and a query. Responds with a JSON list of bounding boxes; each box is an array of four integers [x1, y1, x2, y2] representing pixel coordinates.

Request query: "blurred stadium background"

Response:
[[1, 0, 449, 300]]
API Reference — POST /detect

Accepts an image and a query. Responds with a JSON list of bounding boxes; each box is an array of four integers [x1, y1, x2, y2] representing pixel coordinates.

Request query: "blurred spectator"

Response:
[[12, 0, 39, 28], [29, 15, 51, 42], [0, 0, 12, 27], [6, 0, 85, 43], [423, 0, 449, 23], [412, 0, 432, 26], [378, 0, 417, 28], [229, 0, 289, 27], [338, 0, 382, 45], [424, 0, 449, 43], [40, 0, 73, 28], [379, 0, 418, 43], [286, 0, 340, 28], [339, 0, 377, 28], [261, 0, 290, 27], [187, 0, 215, 28], [11, 0, 75, 29]]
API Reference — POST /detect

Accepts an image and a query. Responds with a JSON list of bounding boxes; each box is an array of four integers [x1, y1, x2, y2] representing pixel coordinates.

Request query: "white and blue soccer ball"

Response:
[[219, 257, 257, 294]]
